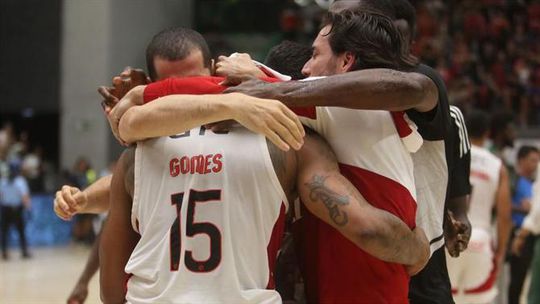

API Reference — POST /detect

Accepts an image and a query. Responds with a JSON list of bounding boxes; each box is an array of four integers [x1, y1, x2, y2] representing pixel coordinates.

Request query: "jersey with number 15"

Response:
[[125, 125, 288, 304]]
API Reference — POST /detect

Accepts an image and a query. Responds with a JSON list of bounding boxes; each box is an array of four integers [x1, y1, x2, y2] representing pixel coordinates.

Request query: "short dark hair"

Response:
[[322, 10, 417, 71], [264, 41, 312, 80], [466, 110, 490, 138], [490, 112, 514, 138], [517, 145, 539, 161], [334, 0, 395, 18], [145, 27, 212, 81], [334, 0, 416, 37]]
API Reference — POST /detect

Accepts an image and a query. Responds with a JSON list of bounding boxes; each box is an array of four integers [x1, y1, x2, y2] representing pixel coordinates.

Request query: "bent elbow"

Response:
[[118, 110, 139, 143], [407, 73, 438, 111]]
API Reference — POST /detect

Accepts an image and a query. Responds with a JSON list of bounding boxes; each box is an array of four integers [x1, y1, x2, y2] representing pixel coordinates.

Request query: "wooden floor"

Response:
[[0, 245, 100, 303]]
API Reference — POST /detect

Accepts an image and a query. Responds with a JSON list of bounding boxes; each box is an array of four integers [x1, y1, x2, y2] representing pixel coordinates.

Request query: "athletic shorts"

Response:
[[446, 228, 498, 304]]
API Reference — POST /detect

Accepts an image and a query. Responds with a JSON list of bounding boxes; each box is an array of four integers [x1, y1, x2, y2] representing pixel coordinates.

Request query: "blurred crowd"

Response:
[[411, 0, 540, 127]]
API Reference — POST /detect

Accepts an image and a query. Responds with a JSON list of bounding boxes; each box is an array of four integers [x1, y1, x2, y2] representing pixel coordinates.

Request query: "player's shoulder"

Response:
[[473, 145, 502, 164]]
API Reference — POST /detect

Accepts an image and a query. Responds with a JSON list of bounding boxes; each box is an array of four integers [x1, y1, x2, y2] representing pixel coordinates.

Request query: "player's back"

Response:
[[126, 126, 288, 304], [297, 106, 417, 303], [469, 145, 501, 231]]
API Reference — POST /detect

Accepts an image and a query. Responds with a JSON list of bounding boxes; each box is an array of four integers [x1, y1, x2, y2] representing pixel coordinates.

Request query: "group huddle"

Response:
[[54, 1, 479, 304]]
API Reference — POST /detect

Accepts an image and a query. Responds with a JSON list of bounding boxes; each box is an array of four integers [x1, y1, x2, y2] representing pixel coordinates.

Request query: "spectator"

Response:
[[508, 145, 540, 304], [0, 161, 31, 259]]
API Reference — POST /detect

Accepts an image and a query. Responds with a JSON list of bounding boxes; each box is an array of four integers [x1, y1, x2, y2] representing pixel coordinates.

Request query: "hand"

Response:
[[107, 85, 146, 145], [405, 227, 430, 276], [511, 229, 529, 256], [228, 93, 305, 151], [67, 282, 89, 304], [444, 210, 472, 257], [224, 78, 277, 99], [98, 67, 150, 112], [522, 200, 532, 213], [54, 185, 88, 221], [215, 53, 265, 85]]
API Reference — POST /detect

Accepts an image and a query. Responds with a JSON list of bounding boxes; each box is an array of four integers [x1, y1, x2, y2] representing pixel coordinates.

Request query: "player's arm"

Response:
[[54, 175, 112, 220], [293, 130, 429, 270], [494, 165, 512, 266], [100, 149, 139, 304], [225, 68, 437, 112], [116, 87, 303, 151]]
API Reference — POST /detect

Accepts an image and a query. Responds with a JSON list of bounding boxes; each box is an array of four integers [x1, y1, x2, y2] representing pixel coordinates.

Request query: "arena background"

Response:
[[0, 0, 539, 303]]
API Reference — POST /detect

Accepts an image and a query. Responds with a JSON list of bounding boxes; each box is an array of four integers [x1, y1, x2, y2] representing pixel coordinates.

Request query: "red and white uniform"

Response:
[[446, 145, 501, 304], [126, 126, 288, 303], [295, 104, 418, 303]]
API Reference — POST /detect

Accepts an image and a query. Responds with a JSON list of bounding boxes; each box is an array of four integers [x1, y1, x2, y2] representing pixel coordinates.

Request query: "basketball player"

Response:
[[446, 110, 512, 304], [219, 1, 472, 303], [98, 27, 429, 303], [56, 27, 428, 267], [141, 11, 421, 303]]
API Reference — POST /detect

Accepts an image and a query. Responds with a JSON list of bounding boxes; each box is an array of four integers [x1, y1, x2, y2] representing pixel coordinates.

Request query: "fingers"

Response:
[[54, 187, 76, 220], [265, 129, 291, 151], [98, 86, 119, 108], [120, 66, 132, 77], [281, 104, 306, 137], [272, 112, 304, 150]]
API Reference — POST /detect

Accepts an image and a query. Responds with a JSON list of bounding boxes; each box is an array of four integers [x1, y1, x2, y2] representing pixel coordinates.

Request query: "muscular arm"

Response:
[[119, 91, 240, 143], [118, 89, 303, 151], [100, 149, 138, 304], [495, 166, 512, 263], [228, 69, 438, 112], [268, 129, 429, 267]]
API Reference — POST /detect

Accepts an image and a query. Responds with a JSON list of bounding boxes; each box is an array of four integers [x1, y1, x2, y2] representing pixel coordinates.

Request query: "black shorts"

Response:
[[409, 246, 455, 304]]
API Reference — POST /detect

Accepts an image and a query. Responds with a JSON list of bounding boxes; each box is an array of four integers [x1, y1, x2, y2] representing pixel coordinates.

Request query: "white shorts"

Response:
[[446, 228, 498, 304]]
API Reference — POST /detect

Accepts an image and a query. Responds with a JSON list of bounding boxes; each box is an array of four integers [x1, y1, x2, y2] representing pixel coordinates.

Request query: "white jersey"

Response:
[[299, 107, 417, 221], [468, 145, 502, 232], [126, 126, 288, 304]]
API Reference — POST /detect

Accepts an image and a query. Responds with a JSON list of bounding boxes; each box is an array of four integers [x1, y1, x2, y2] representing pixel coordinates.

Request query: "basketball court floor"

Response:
[[1, 245, 100, 303]]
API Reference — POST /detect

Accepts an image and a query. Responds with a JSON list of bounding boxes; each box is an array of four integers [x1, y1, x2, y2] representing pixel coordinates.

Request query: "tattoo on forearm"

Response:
[[306, 175, 349, 226]]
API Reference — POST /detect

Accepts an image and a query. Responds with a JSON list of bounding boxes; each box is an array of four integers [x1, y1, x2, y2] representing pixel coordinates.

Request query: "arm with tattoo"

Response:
[[292, 130, 429, 269], [266, 128, 429, 268]]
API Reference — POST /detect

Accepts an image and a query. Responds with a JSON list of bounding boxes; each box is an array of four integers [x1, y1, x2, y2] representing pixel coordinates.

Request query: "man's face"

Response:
[[154, 49, 211, 80], [520, 151, 540, 178], [302, 25, 349, 77]]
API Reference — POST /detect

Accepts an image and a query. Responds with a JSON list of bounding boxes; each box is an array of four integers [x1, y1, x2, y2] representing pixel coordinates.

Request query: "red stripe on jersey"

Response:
[[464, 254, 498, 294], [291, 106, 317, 119], [296, 164, 417, 303], [470, 170, 492, 182], [339, 163, 417, 228], [125, 273, 133, 295], [266, 203, 286, 289], [391, 111, 413, 137], [143, 76, 281, 103]]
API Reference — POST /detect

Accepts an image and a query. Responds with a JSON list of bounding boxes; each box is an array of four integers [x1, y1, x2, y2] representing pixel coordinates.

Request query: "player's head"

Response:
[[146, 27, 212, 81], [466, 110, 490, 141], [331, 0, 416, 45], [301, 10, 416, 77], [264, 40, 312, 80], [490, 112, 516, 149], [516, 145, 540, 178]]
